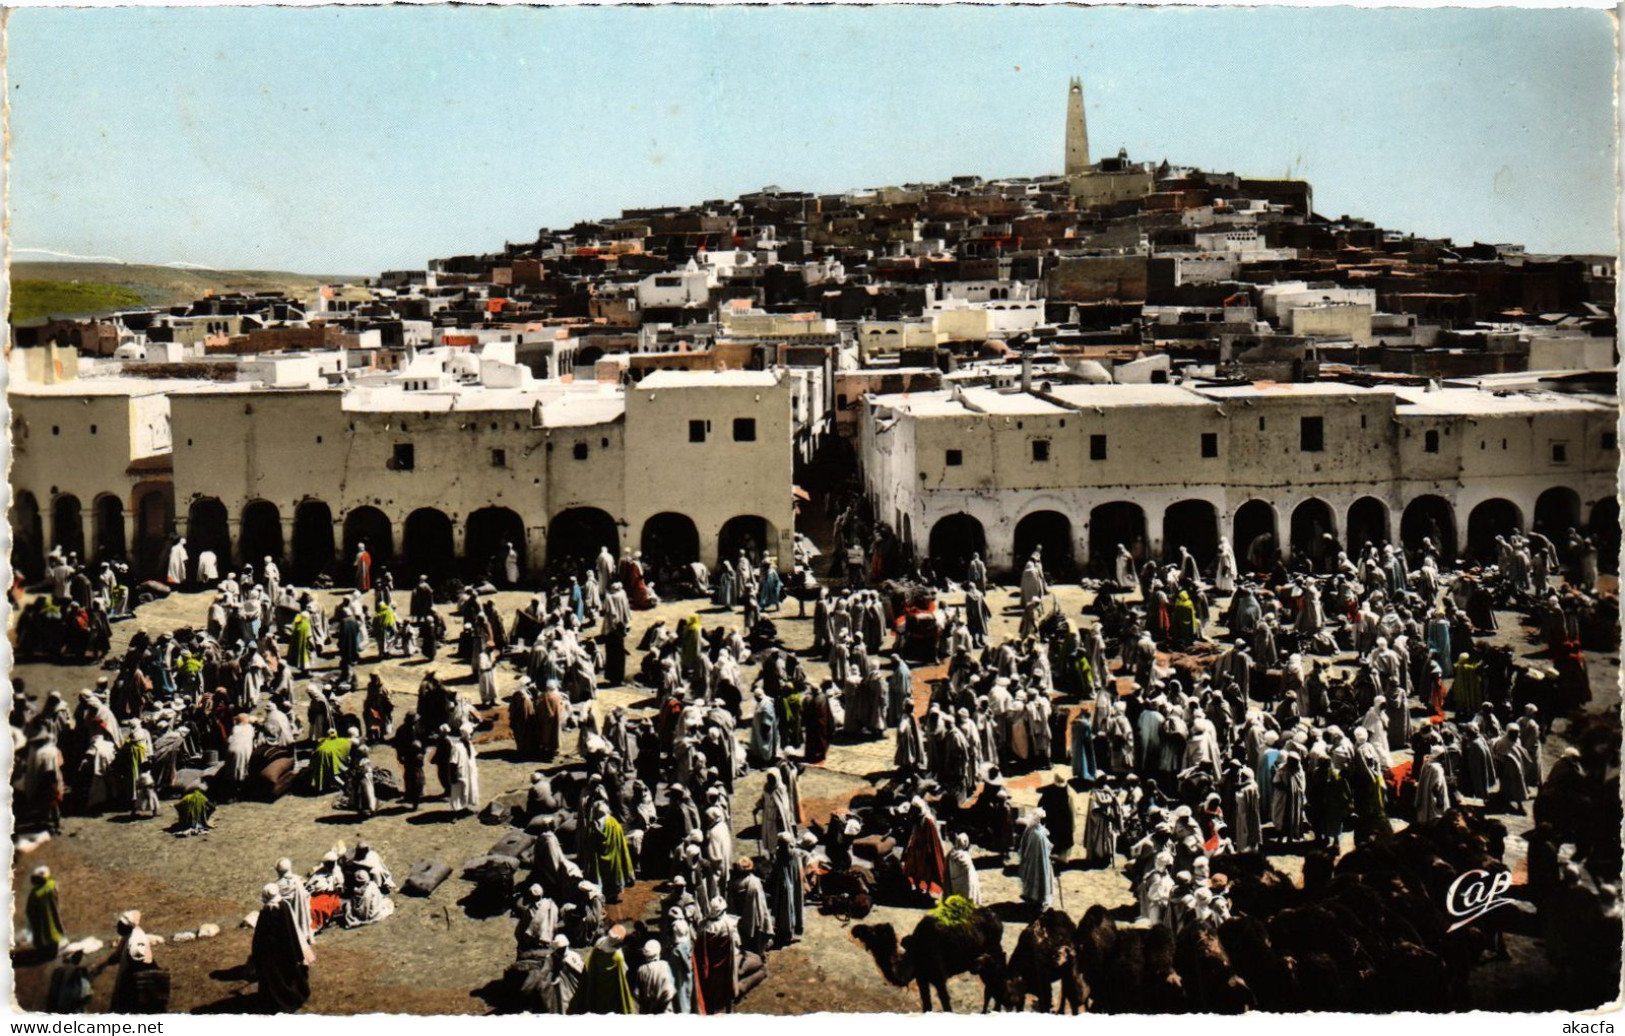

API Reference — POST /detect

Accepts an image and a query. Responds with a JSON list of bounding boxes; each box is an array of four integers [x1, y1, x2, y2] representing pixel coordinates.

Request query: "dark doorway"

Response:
[[52, 494, 85, 561], [467, 507, 528, 584], [93, 494, 126, 564], [1163, 499, 1219, 569], [403, 508, 456, 583], [292, 500, 336, 583], [1534, 487, 1582, 540], [1590, 498, 1620, 575], [1400, 494, 1456, 560], [1466, 499, 1522, 563], [1290, 498, 1337, 569], [640, 512, 696, 575], [719, 515, 774, 568], [928, 513, 987, 582], [342, 507, 395, 576], [1013, 510, 1075, 581], [1088, 502, 1147, 578], [543, 507, 614, 579], [1233, 500, 1278, 573], [132, 485, 174, 580], [11, 490, 44, 581], [239, 500, 285, 568], [186, 498, 230, 580], [1346, 497, 1389, 553]]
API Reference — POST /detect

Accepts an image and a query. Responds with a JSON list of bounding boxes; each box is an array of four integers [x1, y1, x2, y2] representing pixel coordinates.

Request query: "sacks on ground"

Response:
[[488, 829, 536, 863], [403, 860, 453, 897]]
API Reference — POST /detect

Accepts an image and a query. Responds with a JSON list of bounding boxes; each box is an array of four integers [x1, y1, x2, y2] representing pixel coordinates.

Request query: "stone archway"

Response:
[[1013, 510, 1075, 581], [1400, 494, 1456, 560], [1163, 499, 1219, 569], [928, 513, 987, 582]]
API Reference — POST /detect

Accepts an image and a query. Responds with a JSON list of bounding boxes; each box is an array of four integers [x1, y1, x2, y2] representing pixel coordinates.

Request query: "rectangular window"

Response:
[[1090, 434, 1107, 461], [1300, 416, 1324, 452], [491, 448, 507, 468], [1258, 416, 1266, 431], [1604, 432, 1617, 451], [945, 449, 963, 467], [688, 419, 707, 443], [1201, 432, 1218, 458], [391, 443, 415, 471], [573, 442, 589, 460], [733, 418, 757, 442], [1424, 430, 1439, 453], [1032, 439, 1050, 462], [1552, 442, 1569, 465]]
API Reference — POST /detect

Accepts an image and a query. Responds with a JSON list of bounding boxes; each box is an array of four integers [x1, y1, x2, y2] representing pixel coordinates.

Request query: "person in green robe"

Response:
[[679, 615, 702, 673], [569, 927, 635, 1014], [373, 602, 398, 659], [290, 611, 313, 673], [781, 691, 803, 748], [176, 783, 215, 834], [113, 735, 148, 808], [309, 732, 351, 794], [26, 866, 65, 958], [590, 801, 635, 904], [1171, 591, 1200, 650]]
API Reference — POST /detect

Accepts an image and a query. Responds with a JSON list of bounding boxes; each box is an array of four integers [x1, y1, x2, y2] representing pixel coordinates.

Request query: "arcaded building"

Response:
[[859, 378, 1618, 578], [10, 365, 795, 583]]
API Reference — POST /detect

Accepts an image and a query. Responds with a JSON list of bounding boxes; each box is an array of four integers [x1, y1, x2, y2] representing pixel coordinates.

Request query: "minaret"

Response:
[[1064, 77, 1090, 177]]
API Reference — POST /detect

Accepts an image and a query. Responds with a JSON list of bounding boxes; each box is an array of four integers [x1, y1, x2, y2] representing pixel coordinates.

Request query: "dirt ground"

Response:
[[7, 576, 1618, 1014]]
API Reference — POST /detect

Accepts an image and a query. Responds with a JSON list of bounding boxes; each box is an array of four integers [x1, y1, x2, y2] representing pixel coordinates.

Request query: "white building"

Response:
[[860, 378, 1617, 576]]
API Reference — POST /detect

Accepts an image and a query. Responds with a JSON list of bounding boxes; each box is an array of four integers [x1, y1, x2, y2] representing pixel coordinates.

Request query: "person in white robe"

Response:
[[343, 867, 394, 927], [946, 832, 982, 904], [1214, 537, 1238, 593], [167, 538, 189, 585], [633, 939, 676, 1014]]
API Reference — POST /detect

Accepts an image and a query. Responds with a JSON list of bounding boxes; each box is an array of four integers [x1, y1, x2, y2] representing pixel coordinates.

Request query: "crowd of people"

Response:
[[9, 510, 1621, 1013]]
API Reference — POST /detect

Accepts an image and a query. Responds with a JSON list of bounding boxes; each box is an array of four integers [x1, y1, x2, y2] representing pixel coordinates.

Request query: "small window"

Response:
[[1424, 430, 1439, 453], [837, 393, 849, 409], [689, 420, 707, 443], [573, 442, 589, 460], [733, 418, 757, 442], [1552, 442, 1569, 465], [1090, 434, 1107, 461], [1360, 415, 1367, 430], [1201, 432, 1218, 458], [1502, 439, 1508, 450], [1604, 432, 1617, 451], [945, 449, 963, 467], [1258, 416, 1266, 431], [392, 443, 415, 471], [51, 425, 59, 436], [601, 437, 609, 448], [316, 435, 323, 444], [1300, 416, 1324, 453], [491, 448, 507, 468], [1032, 440, 1050, 462]]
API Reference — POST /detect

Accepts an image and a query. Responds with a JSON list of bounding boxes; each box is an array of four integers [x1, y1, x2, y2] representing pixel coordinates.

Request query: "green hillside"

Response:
[[7, 261, 357, 325], [10, 279, 147, 323]]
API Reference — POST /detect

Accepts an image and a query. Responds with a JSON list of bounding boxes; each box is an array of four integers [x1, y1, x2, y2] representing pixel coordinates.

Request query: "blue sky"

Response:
[[7, 6, 1619, 273]]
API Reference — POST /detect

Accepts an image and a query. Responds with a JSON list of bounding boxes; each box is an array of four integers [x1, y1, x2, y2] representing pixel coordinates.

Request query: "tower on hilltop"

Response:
[[1065, 77, 1091, 177]]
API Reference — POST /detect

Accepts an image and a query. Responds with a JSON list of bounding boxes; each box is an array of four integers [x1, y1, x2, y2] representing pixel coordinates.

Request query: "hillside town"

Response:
[[7, 79, 1620, 1016]]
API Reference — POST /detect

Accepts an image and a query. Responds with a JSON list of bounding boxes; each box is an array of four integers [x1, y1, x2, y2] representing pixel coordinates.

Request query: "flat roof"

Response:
[[636, 370, 780, 389], [10, 377, 242, 398], [1189, 381, 1394, 400], [1393, 386, 1612, 416], [1043, 384, 1212, 408], [959, 386, 1070, 415]]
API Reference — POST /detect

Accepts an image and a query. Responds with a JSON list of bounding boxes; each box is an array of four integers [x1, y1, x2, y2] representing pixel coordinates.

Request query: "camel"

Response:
[[853, 904, 1004, 1012], [976, 909, 1086, 1013]]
